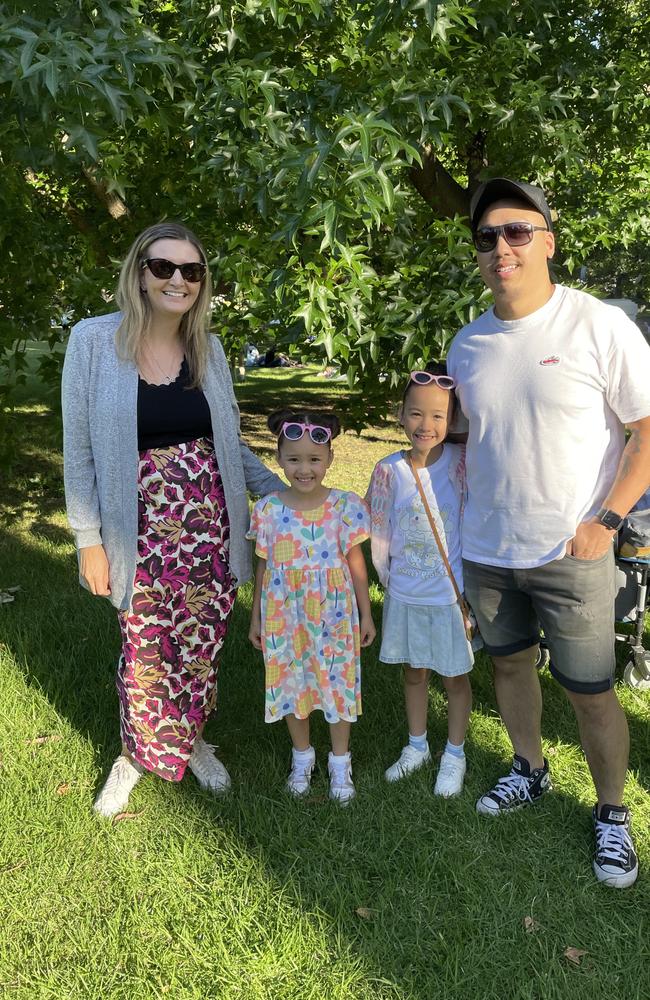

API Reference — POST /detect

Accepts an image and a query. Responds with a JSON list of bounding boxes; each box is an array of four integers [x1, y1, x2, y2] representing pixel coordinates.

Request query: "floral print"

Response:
[[117, 437, 236, 781], [248, 490, 370, 723]]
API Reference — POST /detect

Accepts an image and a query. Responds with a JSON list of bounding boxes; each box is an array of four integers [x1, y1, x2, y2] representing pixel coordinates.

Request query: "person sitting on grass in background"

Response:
[[248, 409, 376, 803], [366, 363, 474, 797]]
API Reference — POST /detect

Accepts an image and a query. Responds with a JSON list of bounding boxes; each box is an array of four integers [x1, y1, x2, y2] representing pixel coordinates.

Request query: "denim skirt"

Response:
[[379, 593, 474, 676]]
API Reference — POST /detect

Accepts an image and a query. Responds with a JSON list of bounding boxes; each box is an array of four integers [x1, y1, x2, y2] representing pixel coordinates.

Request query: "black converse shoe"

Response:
[[593, 804, 638, 888], [476, 754, 552, 816]]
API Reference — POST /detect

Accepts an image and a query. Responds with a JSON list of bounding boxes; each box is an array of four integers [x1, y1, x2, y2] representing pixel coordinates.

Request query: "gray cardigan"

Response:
[[62, 312, 283, 610]]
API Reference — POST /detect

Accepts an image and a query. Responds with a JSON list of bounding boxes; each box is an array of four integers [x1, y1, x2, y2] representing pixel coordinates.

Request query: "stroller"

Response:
[[614, 492, 650, 690]]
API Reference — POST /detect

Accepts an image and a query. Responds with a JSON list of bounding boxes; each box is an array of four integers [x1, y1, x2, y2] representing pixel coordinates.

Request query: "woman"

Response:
[[62, 222, 282, 817]]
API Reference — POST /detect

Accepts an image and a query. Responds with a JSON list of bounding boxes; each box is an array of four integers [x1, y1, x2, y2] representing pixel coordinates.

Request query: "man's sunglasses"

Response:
[[281, 421, 332, 445], [472, 222, 548, 253], [409, 371, 456, 389], [141, 258, 207, 283]]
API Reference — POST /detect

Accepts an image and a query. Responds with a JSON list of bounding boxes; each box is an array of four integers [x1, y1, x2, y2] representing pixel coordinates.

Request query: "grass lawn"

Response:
[[1, 365, 649, 1000]]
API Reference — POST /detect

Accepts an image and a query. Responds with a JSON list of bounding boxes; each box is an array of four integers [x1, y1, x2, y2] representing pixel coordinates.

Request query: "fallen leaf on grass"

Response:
[[523, 916, 540, 933], [56, 783, 71, 796], [26, 734, 62, 747], [564, 947, 588, 965], [306, 795, 329, 805], [355, 907, 375, 920], [112, 810, 144, 824]]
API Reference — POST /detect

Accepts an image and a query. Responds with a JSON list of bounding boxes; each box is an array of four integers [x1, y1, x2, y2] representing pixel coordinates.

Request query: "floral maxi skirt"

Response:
[[117, 437, 236, 781]]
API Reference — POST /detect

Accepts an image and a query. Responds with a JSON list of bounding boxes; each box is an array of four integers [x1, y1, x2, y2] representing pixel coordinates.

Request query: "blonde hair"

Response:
[[114, 222, 212, 386]]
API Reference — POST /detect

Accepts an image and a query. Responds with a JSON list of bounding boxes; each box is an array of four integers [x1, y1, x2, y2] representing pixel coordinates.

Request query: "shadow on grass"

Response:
[[3, 526, 650, 999], [3, 373, 649, 998]]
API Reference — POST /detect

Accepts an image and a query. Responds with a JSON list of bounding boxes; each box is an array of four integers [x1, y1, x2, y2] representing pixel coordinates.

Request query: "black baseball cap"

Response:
[[470, 178, 553, 232]]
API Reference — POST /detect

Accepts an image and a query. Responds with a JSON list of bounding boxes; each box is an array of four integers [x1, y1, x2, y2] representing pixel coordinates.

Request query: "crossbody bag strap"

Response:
[[405, 452, 470, 620]]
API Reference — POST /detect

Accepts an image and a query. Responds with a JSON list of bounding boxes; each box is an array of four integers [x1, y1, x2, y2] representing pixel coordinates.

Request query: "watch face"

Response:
[[599, 509, 623, 531]]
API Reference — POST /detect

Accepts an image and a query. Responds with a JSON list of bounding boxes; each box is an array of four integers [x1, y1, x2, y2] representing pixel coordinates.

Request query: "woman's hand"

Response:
[[79, 544, 111, 596], [248, 613, 263, 650], [359, 612, 376, 647]]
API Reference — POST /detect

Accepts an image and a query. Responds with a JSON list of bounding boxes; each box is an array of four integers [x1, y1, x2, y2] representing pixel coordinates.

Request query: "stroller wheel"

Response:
[[535, 646, 550, 671], [623, 658, 650, 691]]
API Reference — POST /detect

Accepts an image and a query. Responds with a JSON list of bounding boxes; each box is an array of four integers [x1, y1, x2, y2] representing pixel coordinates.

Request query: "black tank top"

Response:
[[137, 357, 212, 450]]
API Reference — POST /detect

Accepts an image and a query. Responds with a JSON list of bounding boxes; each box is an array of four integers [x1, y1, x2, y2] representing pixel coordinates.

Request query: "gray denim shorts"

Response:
[[463, 550, 615, 694]]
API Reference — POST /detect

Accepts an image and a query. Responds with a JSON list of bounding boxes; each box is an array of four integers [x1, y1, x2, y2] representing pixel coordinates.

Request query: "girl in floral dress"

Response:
[[248, 409, 376, 803]]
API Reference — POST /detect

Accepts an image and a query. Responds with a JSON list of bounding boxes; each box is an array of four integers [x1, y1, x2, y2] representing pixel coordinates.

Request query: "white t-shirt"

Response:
[[372, 447, 464, 605], [447, 284, 650, 568]]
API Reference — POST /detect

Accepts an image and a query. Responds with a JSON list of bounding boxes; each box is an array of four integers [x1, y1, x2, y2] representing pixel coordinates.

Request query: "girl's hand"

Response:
[[248, 614, 263, 650], [359, 613, 376, 647], [79, 544, 111, 596]]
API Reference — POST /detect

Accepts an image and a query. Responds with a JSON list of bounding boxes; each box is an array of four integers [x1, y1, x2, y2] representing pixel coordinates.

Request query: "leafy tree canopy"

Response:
[[1, 0, 648, 450]]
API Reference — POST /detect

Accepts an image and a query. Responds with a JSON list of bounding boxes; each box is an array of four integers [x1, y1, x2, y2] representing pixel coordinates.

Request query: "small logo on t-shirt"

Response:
[[539, 354, 561, 366]]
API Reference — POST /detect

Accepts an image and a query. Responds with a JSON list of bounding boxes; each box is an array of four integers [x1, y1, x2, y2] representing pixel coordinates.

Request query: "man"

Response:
[[447, 178, 650, 888]]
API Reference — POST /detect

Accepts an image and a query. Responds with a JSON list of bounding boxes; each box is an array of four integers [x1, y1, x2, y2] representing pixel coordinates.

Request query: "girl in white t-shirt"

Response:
[[366, 364, 473, 796]]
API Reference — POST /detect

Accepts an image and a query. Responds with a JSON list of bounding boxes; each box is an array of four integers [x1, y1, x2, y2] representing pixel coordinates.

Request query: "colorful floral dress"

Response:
[[248, 490, 370, 723]]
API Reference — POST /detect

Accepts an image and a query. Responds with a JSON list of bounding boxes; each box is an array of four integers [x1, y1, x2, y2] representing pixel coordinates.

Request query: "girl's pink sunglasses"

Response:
[[280, 421, 332, 445], [409, 371, 456, 389]]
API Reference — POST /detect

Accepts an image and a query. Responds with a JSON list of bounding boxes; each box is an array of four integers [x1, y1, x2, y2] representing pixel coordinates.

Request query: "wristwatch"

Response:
[[596, 507, 625, 531]]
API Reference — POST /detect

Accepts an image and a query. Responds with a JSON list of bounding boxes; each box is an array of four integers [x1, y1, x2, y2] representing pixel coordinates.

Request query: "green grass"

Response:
[[1, 367, 649, 999]]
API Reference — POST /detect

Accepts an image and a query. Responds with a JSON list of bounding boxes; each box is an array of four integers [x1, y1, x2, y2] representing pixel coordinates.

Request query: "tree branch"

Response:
[[408, 147, 469, 218]]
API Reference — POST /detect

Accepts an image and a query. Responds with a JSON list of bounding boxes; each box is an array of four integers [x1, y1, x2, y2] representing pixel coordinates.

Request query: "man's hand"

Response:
[[566, 518, 615, 560], [79, 544, 111, 596]]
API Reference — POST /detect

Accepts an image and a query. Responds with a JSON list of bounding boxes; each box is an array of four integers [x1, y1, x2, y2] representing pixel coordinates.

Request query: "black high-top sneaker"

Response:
[[476, 754, 552, 816], [593, 804, 638, 888]]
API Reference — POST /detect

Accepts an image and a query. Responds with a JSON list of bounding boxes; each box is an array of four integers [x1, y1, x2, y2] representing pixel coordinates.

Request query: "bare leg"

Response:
[[492, 646, 544, 770], [404, 666, 430, 736], [564, 688, 629, 807], [329, 720, 351, 755], [440, 673, 472, 746], [285, 714, 311, 751]]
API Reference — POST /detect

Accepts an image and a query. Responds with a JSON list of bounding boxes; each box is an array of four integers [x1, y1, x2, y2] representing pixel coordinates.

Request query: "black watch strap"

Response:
[[596, 507, 625, 531]]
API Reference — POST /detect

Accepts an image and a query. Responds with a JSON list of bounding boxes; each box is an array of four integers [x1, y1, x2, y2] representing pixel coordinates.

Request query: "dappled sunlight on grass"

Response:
[[1, 367, 649, 999]]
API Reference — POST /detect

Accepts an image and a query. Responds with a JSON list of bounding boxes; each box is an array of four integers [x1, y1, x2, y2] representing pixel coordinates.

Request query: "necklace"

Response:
[[142, 342, 181, 385]]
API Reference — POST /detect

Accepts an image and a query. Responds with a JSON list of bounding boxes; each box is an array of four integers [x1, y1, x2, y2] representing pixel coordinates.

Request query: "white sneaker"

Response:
[[433, 750, 466, 797], [328, 752, 356, 804], [93, 754, 142, 818], [384, 743, 431, 783], [286, 746, 316, 797], [188, 736, 231, 794]]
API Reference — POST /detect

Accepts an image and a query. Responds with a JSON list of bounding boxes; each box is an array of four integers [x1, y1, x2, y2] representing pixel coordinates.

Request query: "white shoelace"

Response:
[[594, 820, 634, 864], [491, 770, 534, 804], [438, 755, 462, 778]]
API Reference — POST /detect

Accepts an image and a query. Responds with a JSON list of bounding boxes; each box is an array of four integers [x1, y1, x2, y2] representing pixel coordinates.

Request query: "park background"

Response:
[[1, 2, 649, 998]]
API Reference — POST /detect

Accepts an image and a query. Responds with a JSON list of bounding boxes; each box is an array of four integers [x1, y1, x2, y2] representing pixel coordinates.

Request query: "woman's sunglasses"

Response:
[[472, 222, 548, 253], [141, 258, 207, 283], [281, 421, 332, 445], [409, 371, 456, 389]]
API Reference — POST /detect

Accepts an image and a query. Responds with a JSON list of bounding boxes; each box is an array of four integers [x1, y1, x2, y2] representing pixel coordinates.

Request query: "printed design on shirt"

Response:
[[395, 495, 448, 579], [539, 354, 561, 366]]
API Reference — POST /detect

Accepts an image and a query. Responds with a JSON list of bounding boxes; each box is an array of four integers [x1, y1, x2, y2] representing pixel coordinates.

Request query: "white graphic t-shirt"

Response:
[[367, 446, 464, 606]]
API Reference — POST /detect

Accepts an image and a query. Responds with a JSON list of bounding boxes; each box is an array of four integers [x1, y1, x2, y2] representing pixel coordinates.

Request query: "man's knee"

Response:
[[566, 686, 623, 723], [492, 644, 539, 676]]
